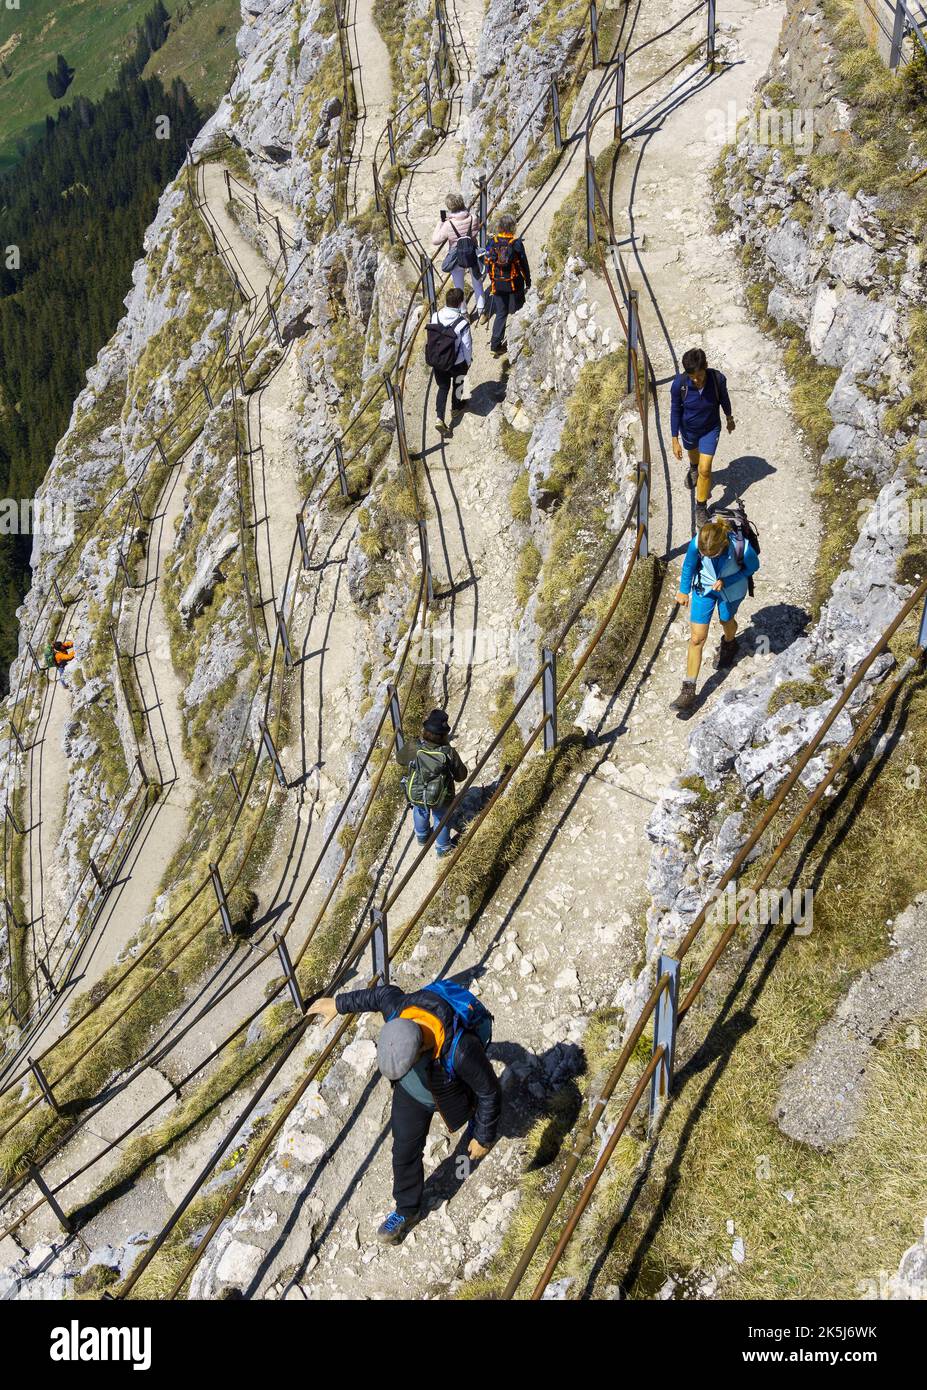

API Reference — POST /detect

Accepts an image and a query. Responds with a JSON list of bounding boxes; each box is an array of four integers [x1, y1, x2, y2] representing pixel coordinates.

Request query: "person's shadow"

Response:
[[418, 1037, 588, 1213], [708, 454, 775, 509], [464, 378, 506, 418]]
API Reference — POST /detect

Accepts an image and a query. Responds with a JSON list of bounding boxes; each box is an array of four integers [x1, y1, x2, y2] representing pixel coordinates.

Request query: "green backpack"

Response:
[[42, 643, 56, 669], [406, 745, 453, 808]]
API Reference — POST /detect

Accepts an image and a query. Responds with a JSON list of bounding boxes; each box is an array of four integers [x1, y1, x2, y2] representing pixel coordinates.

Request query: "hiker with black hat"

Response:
[[396, 708, 468, 857], [308, 979, 500, 1244]]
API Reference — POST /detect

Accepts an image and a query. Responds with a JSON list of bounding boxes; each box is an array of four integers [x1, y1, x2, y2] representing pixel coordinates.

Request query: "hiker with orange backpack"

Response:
[[43, 639, 75, 688], [481, 212, 531, 357], [308, 979, 500, 1244]]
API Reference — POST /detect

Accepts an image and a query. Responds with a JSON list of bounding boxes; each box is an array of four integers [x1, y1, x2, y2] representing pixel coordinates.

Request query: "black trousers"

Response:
[[391, 1085, 435, 1218], [434, 364, 467, 422], [490, 290, 518, 349]]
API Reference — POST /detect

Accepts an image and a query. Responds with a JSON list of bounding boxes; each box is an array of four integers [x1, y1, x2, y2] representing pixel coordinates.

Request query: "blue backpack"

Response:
[[417, 980, 493, 1079]]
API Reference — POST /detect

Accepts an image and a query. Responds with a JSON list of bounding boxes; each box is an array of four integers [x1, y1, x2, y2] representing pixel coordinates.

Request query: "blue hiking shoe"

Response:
[[376, 1210, 421, 1245]]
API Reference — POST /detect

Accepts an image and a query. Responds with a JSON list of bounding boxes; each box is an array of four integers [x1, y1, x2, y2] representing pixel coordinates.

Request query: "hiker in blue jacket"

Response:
[[670, 347, 735, 528], [308, 981, 500, 1244], [671, 516, 759, 714]]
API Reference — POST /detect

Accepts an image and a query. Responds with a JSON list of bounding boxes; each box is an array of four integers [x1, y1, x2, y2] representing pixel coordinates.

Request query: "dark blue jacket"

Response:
[[670, 368, 732, 441], [335, 983, 502, 1146]]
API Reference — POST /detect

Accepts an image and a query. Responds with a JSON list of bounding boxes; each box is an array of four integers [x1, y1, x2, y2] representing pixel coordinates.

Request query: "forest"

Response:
[[0, 4, 204, 687]]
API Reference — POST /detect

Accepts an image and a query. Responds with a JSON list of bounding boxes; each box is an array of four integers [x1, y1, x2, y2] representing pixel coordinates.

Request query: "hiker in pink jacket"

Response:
[[431, 192, 485, 321]]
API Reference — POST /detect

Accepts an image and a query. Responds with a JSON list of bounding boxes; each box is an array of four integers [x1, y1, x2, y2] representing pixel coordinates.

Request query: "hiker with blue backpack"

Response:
[[308, 979, 500, 1244], [671, 509, 760, 714], [396, 707, 467, 857], [670, 347, 736, 529]]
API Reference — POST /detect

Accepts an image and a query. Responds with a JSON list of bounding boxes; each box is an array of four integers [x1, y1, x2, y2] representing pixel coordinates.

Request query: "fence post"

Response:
[[335, 438, 349, 497], [259, 719, 288, 789], [387, 683, 405, 753], [26, 641, 43, 674], [422, 255, 437, 314], [384, 193, 396, 245], [28, 1160, 72, 1235], [266, 288, 283, 346], [627, 289, 640, 395], [5, 897, 19, 931], [5, 803, 22, 836], [131, 489, 146, 526], [29, 1058, 60, 1114], [918, 589, 927, 651], [542, 647, 558, 752], [209, 862, 234, 939], [638, 460, 650, 561], [707, 0, 717, 70], [590, 0, 600, 66], [423, 75, 434, 129], [51, 576, 66, 608], [648, 956, 680, 1130], [585, 155, 596, 248], [229, 767, 243, 803], [276, 610, 293, 667], [156, 437, 169, 466], [297, 511, 311, 569], [386, 118, 397, 166], [276, 215, 285, 254], [393, 383, 409, 468], [614, 52, 626, 142], [203, 379, 214, 410], [550, 80, 563, 152], [88, 857, 107, 891], [477, 176, 488, 245], [418, 520, 435, 604], [135, 752, 149, 787], [373, 161, 382, 212], [9, 722, 25, 755], [274, 933, 305, 1014], [253, 190, 261, 224], [117, 549, 135, 590], [371, 908, 390, 985], [224, 168, 231, 201]]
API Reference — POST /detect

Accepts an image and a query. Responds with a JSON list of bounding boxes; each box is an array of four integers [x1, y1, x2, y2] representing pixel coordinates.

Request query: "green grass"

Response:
[[0, 1, 240, 170]]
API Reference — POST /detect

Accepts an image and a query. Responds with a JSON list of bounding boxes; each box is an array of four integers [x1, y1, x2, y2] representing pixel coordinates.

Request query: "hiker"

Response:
[[671, 513, 760, 714], [670, 348, 735, 528], [307, 979, 500, 1244], [397, 707, 467, 856], [431, 193, 485, 320], [482, 212, 531, 357], [425, 287, 473, 437], [44, 640, 75, 688]]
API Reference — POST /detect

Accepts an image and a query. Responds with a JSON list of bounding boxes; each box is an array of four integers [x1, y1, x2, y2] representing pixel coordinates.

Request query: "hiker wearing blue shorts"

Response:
[[671, 517, 759, 713], [670, 348, 735, 529]]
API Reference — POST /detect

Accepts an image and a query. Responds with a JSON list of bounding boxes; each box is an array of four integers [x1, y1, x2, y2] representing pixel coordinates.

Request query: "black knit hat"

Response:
[[423, 708, 450, 738]]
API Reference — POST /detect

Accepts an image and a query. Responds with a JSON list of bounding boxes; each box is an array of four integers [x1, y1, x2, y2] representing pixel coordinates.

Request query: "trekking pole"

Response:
[[707, 0, 717, 70], [550, 80, 563, 152]]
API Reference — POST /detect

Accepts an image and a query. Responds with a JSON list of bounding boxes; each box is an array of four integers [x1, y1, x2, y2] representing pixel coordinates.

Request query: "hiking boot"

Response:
[[694, 502, 710, 530], [670, 680, 697, 714], [436, 419, 451, 436], [415, 834, 429, 846], [377, 1210, 421, 1245], [684, 465, 697, 491], [491, 342, 507, 358], [716, 636, 739, 669], [479, 309, 491, 326], [436, 838, 458, 859]]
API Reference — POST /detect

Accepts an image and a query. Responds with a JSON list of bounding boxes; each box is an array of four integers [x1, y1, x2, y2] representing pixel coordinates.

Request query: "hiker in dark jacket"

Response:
[[670, 347, 735, 527], [308, 982, 501, 1244], [482, 212, 531, 357], [396, 707, 467, 857]]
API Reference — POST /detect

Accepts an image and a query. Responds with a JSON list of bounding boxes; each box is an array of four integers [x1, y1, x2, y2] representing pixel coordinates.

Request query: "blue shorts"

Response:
[[682, 426, 721, 456], [689, 588, 742, 625]]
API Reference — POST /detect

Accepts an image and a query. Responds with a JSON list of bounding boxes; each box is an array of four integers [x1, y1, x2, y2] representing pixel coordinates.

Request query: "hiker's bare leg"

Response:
[[720, 616, 737, 642], [687, 622, 709, 680], [695, 452, 715, 505]]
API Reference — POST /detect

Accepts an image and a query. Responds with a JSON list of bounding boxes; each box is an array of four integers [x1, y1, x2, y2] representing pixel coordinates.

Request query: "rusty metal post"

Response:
[[551, 80, 562, 151], [648, 956, 679, 1130], [542, 648, 558, 752], [371, 908, 390, 984], [274, 933, 305, 1014]]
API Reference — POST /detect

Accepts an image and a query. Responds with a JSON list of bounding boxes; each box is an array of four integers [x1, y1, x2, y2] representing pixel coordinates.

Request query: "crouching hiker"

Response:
[[43, 639, 75, 688], [397, 707, 467, 856], [671, 512, 760, 715], [308, 980, 500, 1244]]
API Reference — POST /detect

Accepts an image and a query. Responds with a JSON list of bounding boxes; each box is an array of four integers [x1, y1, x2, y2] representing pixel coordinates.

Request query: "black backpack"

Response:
[[405, 744, 454, 808], [425, 313, 466, 374], [696, 498, 761, 597]]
